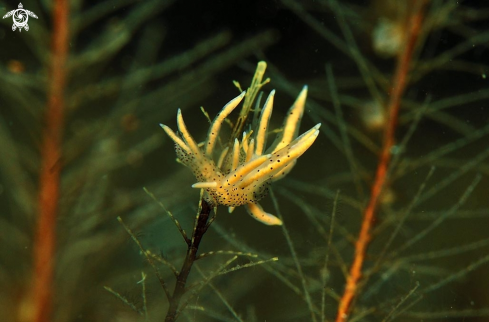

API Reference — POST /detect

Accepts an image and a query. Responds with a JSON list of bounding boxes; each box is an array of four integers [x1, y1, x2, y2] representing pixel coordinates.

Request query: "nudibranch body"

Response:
[[161, 86, 320, 225]]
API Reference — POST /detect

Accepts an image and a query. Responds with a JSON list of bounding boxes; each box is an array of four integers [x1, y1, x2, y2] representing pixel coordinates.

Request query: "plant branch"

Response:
[[335, 2, 426, 321], [165, 198, 213, 322], [31, 1, 69, 322]]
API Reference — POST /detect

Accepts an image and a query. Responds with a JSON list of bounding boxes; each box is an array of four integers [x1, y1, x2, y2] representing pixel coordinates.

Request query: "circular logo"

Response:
[[13, 9, 28, 28]]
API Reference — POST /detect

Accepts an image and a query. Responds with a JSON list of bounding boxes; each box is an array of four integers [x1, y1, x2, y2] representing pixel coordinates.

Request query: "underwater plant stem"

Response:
[[31, 1, 69, 322], [165, 199, 213, 322], [335, 2, 426, 321]]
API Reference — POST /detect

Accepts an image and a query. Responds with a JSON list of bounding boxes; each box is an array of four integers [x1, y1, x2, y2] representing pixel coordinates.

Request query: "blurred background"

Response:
[[1, 0, 489, 321]]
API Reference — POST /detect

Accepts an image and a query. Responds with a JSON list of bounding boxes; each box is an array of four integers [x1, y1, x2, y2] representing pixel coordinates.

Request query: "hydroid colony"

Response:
[[161, 86, 320, 225]]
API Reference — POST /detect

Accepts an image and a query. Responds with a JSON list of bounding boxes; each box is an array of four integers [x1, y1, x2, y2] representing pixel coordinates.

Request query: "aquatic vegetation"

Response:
[[2, 0, 489, 321], [0, 1, 277, 321]]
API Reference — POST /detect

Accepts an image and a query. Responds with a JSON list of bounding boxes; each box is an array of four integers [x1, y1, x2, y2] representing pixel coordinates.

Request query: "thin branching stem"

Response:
[[196, 265, 245, 322], [118, 216, 172, 300], [196, 250, 258, 260], [335, 2, 427, 321], [144, 187, 190, 245], [141, 272, 149, 321], [104, 286, 141, 314], [32, 1, 69, 322], [322, 190, 339, 321], [328, 65, 364, 199], [375, 167, 435, 264], [381, 282, 420, 322], [393, 175, 481, 256], [165, 198, 213, 322], [178, 256, 239, 315], [271, 190, 318, 322]]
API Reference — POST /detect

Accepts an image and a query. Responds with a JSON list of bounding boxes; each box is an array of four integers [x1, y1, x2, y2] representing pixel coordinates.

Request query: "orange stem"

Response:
[[31, 1, 69, 322], [335, 3, 426, 322]]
